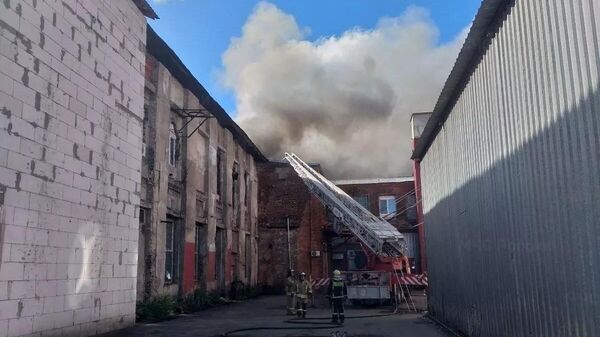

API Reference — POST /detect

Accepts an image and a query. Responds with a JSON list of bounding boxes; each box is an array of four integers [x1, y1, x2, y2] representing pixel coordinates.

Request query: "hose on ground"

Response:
[[220, 312, 398, 336]]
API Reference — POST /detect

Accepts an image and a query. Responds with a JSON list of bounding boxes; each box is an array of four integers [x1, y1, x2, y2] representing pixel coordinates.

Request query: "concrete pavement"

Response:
[[102, 295, 453, 337]]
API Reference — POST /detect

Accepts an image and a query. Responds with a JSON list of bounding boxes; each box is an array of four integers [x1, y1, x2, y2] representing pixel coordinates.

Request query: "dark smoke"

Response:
[[222, 2, 467, 179]]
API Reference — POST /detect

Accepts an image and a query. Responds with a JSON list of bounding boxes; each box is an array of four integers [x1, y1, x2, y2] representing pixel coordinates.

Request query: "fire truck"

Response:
[[284, 153, 426, 308]]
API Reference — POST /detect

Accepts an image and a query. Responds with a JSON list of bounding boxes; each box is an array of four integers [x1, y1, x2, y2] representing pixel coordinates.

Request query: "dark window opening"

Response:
[[139, 208, 146, 223], [244, 171, 249, 206], [232, 163, 239, 212], [245, 234, 251, 281], [194, 224, 206, 283], [168, 123, 177, 167], [165, 221, 179, 282], [142, 107, 148, 157], [216, 150, 224, 199]]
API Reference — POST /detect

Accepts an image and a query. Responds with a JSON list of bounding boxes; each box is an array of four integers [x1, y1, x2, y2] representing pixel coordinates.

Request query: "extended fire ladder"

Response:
[[285, 153, 407, 256], [284, 153, 416, 311]]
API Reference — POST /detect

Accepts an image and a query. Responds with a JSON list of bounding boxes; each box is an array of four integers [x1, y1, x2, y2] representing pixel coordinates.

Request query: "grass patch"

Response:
[[137, 283, 264, 321], [136, 295, 176, 321]]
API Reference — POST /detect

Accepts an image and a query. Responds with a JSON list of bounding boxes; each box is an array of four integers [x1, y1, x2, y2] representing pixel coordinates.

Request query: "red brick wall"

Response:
[[337, 181, 416, 230], [257, 162, 328, 288]]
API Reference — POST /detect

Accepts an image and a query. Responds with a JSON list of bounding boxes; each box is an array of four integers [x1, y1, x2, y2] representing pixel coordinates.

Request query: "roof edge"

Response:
[[131, 0, 158, 19], [412, 0, 514, 161], [146, 26, 267, 162], [333, 177, 415, 185]]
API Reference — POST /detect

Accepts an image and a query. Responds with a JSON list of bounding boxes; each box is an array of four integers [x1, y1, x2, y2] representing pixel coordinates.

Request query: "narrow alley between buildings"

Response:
[[103, 295, 450, 337]]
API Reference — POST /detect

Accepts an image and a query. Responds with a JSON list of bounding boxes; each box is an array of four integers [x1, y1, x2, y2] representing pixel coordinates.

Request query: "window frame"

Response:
[[378, 195, 397, 217], [353, 195, 369, 210], [165, 221, 178, 283], [243, 171, 249, 206], [216, 150, 224, 200], [142, 107, 148, 157], [232, 162, 239, 212], [168, 123, 177, 167], [245, 234, 251, 280]]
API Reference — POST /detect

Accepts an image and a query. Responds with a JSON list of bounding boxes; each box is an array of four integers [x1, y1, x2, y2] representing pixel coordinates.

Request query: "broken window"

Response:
[[378, 196, 396, 217], [353, 195, 369, 210], [165, 221, 178, 282], [168, 123, 177, 167]]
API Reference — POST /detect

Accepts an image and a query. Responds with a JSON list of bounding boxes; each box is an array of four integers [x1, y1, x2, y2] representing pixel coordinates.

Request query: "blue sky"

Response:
[[148, 0, 481, 117]]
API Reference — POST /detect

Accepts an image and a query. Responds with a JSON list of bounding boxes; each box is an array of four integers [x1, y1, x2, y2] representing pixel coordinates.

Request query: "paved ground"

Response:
[[103, 294, 451, 337]]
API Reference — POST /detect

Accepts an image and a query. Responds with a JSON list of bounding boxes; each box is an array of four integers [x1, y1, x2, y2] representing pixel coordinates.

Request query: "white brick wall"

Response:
[[0, 0, 147, 336]]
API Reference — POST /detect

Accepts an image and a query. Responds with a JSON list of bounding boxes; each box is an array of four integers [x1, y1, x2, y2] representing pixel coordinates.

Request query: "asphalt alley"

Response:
[[101, 295, 453, 337]]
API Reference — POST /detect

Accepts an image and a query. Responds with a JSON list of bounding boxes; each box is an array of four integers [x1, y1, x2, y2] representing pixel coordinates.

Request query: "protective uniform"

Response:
[[285, 271, 296, 315], [327, 270, 348, 324], [295, 273, 312, 318]]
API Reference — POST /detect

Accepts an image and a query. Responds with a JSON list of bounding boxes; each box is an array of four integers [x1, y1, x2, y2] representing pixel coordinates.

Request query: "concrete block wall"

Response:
[[0, 0, 146, 336]]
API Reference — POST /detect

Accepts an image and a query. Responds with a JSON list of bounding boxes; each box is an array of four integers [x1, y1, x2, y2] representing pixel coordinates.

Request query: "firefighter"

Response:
[[295, 272, 312, 318], [327, 269, 348, 324], [285, 269, 296, 315]]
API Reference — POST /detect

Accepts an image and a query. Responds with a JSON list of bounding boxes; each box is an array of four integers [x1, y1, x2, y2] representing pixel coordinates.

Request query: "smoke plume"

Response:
[[222, 2, 467, 179]]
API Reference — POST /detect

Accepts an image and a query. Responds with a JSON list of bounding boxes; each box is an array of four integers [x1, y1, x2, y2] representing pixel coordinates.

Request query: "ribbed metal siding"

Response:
[[401, 232, 419, 259], [421, 1, 600, 337]]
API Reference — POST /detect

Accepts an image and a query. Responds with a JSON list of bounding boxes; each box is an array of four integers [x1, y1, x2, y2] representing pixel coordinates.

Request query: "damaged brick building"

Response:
[[0, 0, 156, 336], [257, 162, 328, 289], [137, 27, 265, 301], [332, 178, 419, 273], [258, 162, 418, 288]]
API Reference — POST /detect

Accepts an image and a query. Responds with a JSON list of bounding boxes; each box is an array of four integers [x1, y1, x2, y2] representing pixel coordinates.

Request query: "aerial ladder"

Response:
[[284, 153, 416, 311]]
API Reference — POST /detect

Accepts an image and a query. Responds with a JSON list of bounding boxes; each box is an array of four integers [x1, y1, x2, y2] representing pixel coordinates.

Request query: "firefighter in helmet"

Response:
[[285, 269, 296, 315], [327, 269, 348, 324], [295, 272, 312, 318]]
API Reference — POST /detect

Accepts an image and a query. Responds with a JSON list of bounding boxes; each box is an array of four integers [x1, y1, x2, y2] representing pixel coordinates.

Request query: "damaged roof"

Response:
[[146, 25, 267, 162], [131, 0, 159, 19], [411, 0, 512, 161]]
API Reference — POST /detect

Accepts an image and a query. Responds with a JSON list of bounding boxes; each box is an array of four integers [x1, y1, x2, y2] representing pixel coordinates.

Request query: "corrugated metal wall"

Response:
[[421, 1, 600, 336], [402, 232, 419, 259]]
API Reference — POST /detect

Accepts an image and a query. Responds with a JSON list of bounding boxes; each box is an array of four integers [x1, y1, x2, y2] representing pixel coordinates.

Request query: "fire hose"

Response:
[[220, 312, 397, 337]]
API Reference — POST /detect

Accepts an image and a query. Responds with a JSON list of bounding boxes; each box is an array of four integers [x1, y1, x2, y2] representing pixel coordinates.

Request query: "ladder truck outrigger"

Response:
[[284, 153, 416, 311]]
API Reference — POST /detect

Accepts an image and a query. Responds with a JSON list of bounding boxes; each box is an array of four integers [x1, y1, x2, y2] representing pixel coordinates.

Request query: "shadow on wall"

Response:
[[425, 81, 600, 337]]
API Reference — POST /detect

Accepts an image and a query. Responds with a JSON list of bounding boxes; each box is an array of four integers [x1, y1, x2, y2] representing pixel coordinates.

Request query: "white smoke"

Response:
[[222, 2, 468, 179]]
